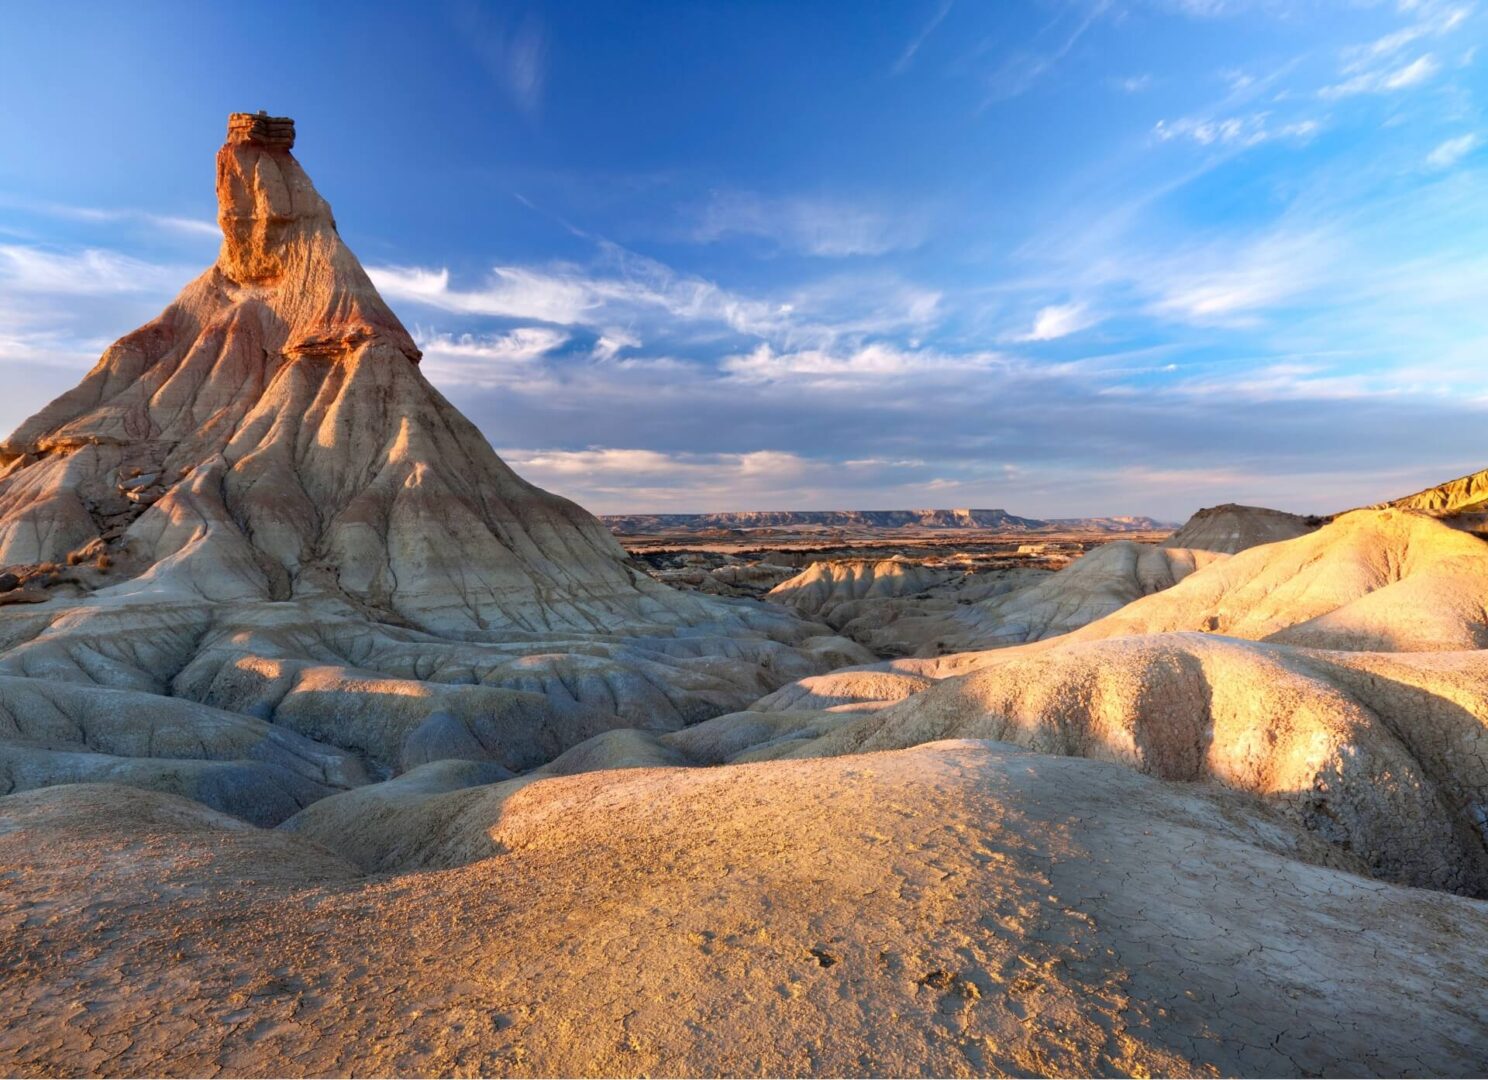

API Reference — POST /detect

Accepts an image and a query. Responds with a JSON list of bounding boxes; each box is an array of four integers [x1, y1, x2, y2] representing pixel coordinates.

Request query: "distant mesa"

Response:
[[602, 508, 1175, 535]]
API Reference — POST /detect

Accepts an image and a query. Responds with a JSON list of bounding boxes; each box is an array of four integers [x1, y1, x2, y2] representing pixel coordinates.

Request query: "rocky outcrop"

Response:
[[1056, 508, 1488, 653], [1373, 465, 1488, 534], [794, 634, 1488, 893], [680, 507, 1488, 894], [767, 542, 1220, 656], [1158, 502, 1317, 553], [0, 114, 869, 807]]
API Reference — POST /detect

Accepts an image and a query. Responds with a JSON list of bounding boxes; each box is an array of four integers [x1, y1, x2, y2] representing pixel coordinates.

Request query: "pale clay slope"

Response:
[[663, 508, 1488, 893], [768, 542, 1220, 656], [292, 508, 1488, 894], [766, 503, 1314, 657], [6, 744, 1488, 1078], [0, 115, 869, 810]]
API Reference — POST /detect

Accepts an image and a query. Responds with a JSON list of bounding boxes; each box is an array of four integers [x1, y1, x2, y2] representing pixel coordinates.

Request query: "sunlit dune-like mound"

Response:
[[5, 743, 1486, 1077], [1052, 507, 1488, 653], [0, 114, 869, 807], [791, 633, 1488, 893], [769, 541, 1220, 656], [681, 506, 1488, 893], [765, 503, 1315, 657], [1369, 464, 1488, 534]]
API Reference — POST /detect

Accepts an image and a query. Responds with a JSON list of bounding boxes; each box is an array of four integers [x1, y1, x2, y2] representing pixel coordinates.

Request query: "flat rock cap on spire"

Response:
[[227, 112, 295, 150]]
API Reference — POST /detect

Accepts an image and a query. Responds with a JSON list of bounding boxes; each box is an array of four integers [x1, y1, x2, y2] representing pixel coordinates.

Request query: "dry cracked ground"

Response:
[[2, 113, 1487, 1078]]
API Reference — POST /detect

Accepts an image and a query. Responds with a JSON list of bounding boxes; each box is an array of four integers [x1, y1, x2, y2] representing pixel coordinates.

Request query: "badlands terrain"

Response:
[[1, 115, 1487, 1078]]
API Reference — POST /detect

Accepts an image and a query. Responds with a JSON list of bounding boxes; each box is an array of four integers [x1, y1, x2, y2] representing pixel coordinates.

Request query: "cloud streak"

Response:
[[689, 191, 924, 257]]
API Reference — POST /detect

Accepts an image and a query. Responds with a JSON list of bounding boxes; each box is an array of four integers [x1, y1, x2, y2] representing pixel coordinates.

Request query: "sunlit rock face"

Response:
[[0, 114, 868, 813], [701, 506, 1488, 895]]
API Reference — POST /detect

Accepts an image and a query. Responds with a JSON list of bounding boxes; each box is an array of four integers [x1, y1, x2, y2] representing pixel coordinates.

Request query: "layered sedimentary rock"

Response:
[[682, 507, 1488, 893], [0, 114, 867, 810], [1372, 465, 1488, 533], [765, 504, 1311, 656], [768, 539, 1220, 656], [1156, 501, 1316, 553]]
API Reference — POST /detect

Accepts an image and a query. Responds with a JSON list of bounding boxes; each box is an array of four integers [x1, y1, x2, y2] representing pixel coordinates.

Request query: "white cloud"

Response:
[[691, 191, 923, 257], [1016, 302, 1097, 341], [1154, 112, 1321, 147], [406, 327, 572, 389], [0, 244, 190, 295], [1144, 228, 1334, 323], [370, 246, 801, 342], [719, 342, 999, 384], [1321, 53, 1440, 97], [1426, 132, 1481, 168], [1342, 4, 1468, 71], [892, 0, 954, 74], [593, 328, 641, 360], [1385, 53, 1441, 88], [368, 264, 598, 324], [417, 327, 568, 360], [1114, 74, 1153, 92], [498, 445, 952, 514]]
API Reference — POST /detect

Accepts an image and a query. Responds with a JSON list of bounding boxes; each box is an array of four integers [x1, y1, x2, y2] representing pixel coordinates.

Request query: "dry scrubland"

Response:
[[1, 115, 1486, 1077]]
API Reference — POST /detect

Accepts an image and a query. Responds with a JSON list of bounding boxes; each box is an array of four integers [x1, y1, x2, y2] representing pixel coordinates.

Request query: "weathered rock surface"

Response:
[[792, 634, 1488, 893], [681, 507, 1488, 894], [764, 504, 1315, 657], [3, 744, 1485, 1076], [1051, 508, 1488, 653], [1371, 464, 1488, 534], [1157, 502, 1317, 553], [0, 114, 869, 806], [768, 543, 1219, 656]]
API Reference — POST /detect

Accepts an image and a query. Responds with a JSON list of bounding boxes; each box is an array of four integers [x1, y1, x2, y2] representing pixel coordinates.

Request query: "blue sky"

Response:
[[2, 0, 1486, 518]]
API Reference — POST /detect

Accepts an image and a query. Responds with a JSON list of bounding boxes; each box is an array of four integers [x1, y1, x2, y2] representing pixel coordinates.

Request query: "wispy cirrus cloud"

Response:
[[893, 0, 955, 74], [1153, 113, 1321, 147], [453, 3, 548, 114], [1426, 131, 1482, 168], [1014, 302, 1097, 341], [371, 238, 942, 353], [415, 327, 570, 388], [688, 190, 925, 257], [0, 244, 191, 295], [720, 342, 1001, 385], [0, 198, 218, 239], [1320, 52, 1441, 98], [982, 0, 1110, 104]]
